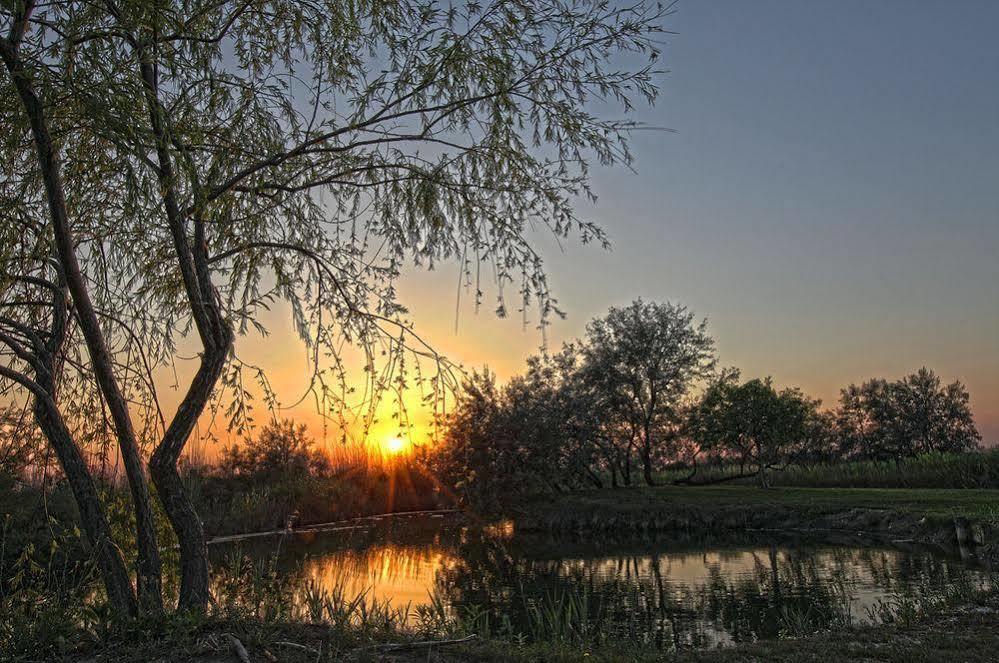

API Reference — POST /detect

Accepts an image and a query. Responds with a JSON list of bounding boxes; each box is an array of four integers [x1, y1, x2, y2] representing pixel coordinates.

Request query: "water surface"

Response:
[[211, 513, 991, 649]]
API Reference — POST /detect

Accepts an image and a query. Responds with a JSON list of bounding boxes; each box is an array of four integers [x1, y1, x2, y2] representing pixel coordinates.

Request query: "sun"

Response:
[[384, 436, 408, 455]]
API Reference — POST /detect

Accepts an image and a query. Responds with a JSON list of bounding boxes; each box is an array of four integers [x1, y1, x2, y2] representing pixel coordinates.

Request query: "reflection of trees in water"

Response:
[[208, 520, 984, 649], [434, 535, 981, 649], [689, 545, 852, 642]]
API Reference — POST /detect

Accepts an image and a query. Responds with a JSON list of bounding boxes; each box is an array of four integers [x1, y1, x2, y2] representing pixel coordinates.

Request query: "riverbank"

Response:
[[12, 486, 999, 662], [63, 588, 999, 662], [453, 592, 999, 662], [511, 485, 999, 551]]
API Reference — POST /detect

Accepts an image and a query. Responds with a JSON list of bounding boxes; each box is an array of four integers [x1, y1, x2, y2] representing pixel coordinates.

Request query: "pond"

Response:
[[209, 513, 993, 649]]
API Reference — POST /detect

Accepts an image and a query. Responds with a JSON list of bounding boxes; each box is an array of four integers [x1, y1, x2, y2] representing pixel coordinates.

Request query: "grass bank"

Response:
[[56, 582, 999, 662], [8, 482, 999, 662], [450, 596, 999, 662], [186, 462, 444, 537], [512, 485, 999, 548]]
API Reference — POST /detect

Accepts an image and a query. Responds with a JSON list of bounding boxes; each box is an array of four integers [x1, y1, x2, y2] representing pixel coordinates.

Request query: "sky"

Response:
[[191, 0, 999, 453]]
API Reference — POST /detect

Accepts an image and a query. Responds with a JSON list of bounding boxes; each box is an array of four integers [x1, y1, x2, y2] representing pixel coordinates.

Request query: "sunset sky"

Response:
[[188, 0, 999, 454]]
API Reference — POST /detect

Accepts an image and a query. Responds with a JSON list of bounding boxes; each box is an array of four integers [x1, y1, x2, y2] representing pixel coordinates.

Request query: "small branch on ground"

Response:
[[223, 634, 251, 663], [358, 634, 478, 653], [274, 640, 321, 655]]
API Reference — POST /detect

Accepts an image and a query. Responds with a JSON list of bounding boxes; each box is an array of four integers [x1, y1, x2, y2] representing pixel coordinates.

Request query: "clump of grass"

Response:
[[867, 573, 994, 626], [212, 549, 420, 642], [524, 588, 598, 643], [301, 578, 369, 628], [0, 519, 104, 660], [771, 451, 999, 489]]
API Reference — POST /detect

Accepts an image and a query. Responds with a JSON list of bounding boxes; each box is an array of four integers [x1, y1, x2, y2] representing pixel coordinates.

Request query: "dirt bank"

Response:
[[511, 486, 999, 562]]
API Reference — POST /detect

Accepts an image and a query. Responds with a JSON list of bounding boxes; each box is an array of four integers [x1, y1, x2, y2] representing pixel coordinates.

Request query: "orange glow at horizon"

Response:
[[165, 261, 999, 464], [383, 436, 408, 455]]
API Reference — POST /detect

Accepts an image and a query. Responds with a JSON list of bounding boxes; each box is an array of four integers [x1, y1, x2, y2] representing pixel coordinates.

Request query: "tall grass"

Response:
[[772, 451, 999, 489], [186, 449, 445, 537], [655, 450, 999, 490], [866, 573, 991, 626]]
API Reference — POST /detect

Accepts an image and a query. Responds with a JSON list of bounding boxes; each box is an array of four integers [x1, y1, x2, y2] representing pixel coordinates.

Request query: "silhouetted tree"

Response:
[[432, 371, 509, 508], [433, 355, 606, 507], [688, 378, 821, 487], [580, 300, 716, 485], [219, 419, 330, 480], [836, 368, 980, 460]]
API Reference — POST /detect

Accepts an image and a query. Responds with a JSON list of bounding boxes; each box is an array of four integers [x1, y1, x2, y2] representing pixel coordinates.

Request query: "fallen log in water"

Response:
[[205, 508, 461, 545]]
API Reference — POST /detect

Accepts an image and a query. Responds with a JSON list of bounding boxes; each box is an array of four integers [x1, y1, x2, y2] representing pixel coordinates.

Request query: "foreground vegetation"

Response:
[[6, 455, 999, 660], [452, 589, 999, 663], [6, 414, 997, 659], [38, 596, 999, 662]]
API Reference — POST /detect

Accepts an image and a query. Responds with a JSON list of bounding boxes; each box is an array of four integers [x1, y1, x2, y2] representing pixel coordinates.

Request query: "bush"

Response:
[[218, 419, 331, 481]]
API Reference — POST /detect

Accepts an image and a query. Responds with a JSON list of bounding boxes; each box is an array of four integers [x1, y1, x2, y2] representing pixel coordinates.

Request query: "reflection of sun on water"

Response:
[[299, 543, 455, 622]]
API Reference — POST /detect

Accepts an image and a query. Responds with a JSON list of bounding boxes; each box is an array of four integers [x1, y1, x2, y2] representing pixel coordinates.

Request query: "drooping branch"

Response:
[[12, 263, 137, 616]]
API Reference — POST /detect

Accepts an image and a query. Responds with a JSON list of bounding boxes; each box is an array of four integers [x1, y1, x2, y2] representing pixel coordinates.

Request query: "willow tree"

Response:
[[0, 0, 667, 616]]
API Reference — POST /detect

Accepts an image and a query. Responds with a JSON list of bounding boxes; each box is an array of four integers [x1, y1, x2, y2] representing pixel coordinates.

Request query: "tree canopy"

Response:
[[579, 300, 716, 485], [836, 368, 980, 461], [434, 304, 981, 501], [687, 376, 823, 487]]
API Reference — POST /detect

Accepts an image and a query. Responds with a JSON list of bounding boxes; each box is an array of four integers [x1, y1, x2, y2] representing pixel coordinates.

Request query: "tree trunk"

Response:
[[149, 455, 209, 611], [2, 30, 161, 614], [623, 446, 632, 486], [584, 465, 604, 489], [641, 443, 656, 486], [29, 271, 136, 616], [641, 418, 658, 486], [34, 400, 138, 615], [137, 53, 234, 614], [150, 347, 228, 612]]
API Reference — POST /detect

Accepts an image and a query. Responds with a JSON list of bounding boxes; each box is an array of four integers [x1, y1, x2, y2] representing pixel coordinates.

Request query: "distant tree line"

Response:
[[430, 300, 981, 505]]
